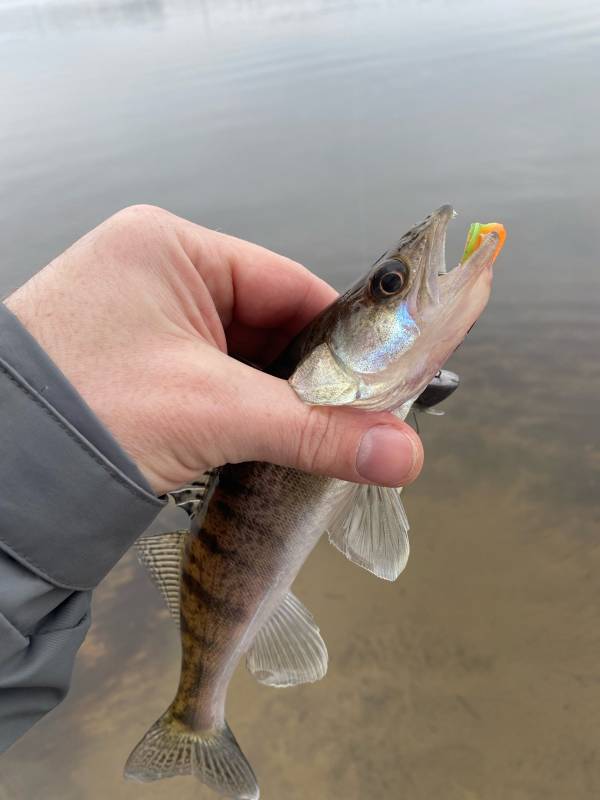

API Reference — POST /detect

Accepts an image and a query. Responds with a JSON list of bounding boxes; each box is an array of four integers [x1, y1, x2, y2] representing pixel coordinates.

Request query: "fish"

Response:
[[124, 205, 505, 799]]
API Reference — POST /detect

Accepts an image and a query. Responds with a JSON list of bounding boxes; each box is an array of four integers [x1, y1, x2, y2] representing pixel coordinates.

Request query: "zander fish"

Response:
[[125, 206, 505, 799]]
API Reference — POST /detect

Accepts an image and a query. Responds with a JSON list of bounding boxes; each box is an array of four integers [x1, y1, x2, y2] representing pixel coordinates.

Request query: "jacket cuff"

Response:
[[0, 303, 165, 589]]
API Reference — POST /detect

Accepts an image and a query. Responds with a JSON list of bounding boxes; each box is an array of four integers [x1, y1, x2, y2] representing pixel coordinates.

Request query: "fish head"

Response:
[[290, 205, 503, 410]]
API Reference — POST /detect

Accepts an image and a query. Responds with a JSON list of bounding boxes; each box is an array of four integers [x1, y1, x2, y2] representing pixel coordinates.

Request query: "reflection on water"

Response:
[[1, 0, 600, 798], [0, 0, 167, 34]]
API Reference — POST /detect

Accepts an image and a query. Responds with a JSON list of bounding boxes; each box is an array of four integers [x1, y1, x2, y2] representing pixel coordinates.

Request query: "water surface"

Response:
[[1, 1, 599, 798]]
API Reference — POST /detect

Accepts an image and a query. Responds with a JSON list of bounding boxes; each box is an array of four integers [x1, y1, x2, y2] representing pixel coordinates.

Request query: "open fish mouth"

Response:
[[425, 202, 454, 275], [413, 204, 506, 310]]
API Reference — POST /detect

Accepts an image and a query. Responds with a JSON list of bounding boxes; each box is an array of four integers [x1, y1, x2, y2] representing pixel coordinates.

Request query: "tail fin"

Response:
[[124, 711, 259, 799]]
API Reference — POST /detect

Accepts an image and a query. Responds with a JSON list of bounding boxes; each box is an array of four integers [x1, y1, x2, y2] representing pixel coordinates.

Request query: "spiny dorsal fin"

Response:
[[167, 469, 218, 519], [327, 483, 410, 582], [136, 531, 187, 626], [246, 592, 328, 688]]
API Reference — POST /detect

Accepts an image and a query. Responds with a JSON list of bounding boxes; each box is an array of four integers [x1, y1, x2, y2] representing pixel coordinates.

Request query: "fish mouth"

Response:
[[422, 203, 454, 304], [426, 203, 455, 276], [416, 205, 503, 307]]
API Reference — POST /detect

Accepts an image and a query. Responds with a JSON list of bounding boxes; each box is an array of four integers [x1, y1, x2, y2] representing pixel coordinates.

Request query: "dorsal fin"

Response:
[[136, 531, 187, 626], [167, 469, 218, 519], [327, 483, 410, 582], [246, 592, 328, 687], [137, 472, 218, 624]]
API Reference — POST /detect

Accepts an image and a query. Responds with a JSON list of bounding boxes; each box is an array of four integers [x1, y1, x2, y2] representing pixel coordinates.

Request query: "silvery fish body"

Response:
[[125, 205, 503, 799]]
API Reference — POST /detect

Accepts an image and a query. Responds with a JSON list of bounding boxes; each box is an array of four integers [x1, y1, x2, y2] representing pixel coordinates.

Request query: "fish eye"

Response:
[[370, 261, 409, 298]]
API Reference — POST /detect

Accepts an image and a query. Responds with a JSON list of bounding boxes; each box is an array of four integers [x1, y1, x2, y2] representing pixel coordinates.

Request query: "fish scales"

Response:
[[173, 461, 349, 732]]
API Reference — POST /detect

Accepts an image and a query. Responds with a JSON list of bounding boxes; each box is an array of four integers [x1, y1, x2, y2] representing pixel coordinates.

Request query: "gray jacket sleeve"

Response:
[[0, 302, 165, 751]]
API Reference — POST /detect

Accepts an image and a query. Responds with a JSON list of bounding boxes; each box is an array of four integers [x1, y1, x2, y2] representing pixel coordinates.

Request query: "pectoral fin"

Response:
[[246, 592, 328, 687], [327, 483, 410, 582]]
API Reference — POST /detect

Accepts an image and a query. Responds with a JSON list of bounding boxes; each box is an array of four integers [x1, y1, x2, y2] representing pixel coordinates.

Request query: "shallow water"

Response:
[[1, 0, 599, 797]]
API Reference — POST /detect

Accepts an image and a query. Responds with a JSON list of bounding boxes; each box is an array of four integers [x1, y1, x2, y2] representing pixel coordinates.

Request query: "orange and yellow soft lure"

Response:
[[461, 222, 506, 264]]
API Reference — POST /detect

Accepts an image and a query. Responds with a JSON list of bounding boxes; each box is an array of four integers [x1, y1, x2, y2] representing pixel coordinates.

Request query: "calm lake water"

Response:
[[1, 0, 599, 798]]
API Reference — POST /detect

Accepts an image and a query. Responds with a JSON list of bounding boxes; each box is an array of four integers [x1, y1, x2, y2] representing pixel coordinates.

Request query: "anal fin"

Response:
[[246, 592, 328, 688]]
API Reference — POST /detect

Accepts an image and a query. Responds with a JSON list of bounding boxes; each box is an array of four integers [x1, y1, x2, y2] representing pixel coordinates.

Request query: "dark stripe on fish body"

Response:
[[186, 548, 202, 569], [178, 635, 217, 684], [216, 471, 251, 497], [180, 613, 216, 651], [172, 660, 218, 724], [180, 569, 246, 622], [198, 526, 236, 557], [191, 527, 250, 568], [187, 544, 235, 572], [215, 499, 237, 522]]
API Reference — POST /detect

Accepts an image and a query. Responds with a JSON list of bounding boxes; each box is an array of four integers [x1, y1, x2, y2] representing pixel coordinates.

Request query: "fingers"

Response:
[[103, 206, 338, 362], [215, 231, 338, 335], [190, 351, 423, 487], [174, 214, 338, 335]]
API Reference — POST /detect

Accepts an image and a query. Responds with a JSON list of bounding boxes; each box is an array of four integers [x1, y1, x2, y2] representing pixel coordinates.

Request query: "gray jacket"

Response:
[[0, 303, 164, 751]]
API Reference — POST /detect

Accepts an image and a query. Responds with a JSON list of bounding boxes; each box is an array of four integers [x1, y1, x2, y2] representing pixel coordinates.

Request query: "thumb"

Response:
[[216, 356, 424, 487]]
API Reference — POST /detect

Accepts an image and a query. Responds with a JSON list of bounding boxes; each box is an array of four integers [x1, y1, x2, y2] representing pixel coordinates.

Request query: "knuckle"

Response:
[[109, 204, 168, 236], [98, 205, 174, 265], [118, 203, 167, 222]]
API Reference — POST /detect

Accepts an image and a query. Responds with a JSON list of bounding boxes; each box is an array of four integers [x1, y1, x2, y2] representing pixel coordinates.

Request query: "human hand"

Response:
[[5, 205, 423, 495]]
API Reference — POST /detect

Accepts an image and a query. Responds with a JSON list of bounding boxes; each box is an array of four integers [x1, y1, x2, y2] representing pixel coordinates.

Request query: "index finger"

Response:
[[220, 231, 339, 336], [180, 218, 339, 336]]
